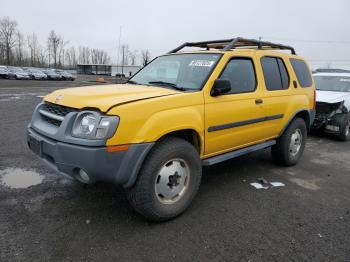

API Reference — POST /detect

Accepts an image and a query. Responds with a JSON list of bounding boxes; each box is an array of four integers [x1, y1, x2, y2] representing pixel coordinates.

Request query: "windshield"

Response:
[[314, 75, 350, 92], [130, 53, 222, 90]]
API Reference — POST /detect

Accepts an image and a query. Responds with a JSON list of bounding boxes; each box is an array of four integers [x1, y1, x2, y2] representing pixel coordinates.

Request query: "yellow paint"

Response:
[[44, 49, 315, 159]]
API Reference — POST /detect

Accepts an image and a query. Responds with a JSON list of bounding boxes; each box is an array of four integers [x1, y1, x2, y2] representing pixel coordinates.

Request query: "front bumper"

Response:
[[312, 113, 345, 134], [27, 126, 154, 187]]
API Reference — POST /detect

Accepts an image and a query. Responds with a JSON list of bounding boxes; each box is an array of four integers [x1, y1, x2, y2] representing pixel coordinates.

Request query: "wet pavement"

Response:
[[0, 78, 349, 261]]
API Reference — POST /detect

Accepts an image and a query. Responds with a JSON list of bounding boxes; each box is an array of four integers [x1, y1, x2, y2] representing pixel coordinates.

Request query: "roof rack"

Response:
[[168, 37, 296, 55]]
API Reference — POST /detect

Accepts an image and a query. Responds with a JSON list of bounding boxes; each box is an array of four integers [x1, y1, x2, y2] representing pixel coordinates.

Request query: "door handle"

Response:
[[255, 99, 263, 105]]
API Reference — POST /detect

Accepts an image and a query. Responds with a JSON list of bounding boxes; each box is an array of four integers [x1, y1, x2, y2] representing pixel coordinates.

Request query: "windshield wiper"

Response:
[[148, 81, 186, 91]]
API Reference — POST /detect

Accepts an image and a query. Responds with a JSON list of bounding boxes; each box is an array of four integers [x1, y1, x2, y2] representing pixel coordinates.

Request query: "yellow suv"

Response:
[[27, 37, 315, 221]]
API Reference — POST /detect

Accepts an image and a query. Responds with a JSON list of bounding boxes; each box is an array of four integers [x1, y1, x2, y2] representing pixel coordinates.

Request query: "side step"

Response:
[[202, 140, 276, 166]]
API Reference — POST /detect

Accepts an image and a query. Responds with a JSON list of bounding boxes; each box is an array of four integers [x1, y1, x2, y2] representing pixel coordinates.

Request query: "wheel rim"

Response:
[[289, 129, 302, 157], [155, 158, 190, 204]]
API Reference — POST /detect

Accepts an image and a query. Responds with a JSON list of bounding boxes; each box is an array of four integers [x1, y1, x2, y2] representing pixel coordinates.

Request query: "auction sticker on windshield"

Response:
[[189, 60, 215, 67]]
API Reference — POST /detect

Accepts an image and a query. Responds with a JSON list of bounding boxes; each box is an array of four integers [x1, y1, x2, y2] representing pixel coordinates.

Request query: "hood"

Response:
[[44, 84, 180, 112], [316, 90, 350, 104]]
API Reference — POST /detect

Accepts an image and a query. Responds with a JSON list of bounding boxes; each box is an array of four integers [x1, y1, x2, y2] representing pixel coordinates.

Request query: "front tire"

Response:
[[338, 114, 350, 141], [272, 118, 307, 166], [126, 137, 202, 222]]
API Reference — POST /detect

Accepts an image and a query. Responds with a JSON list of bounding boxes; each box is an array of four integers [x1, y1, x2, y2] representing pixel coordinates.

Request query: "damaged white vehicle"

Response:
[[312, 72, 350, 141]]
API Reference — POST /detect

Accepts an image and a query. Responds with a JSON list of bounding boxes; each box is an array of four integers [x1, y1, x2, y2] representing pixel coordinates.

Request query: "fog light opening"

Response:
[[76, 169, 91, 184]]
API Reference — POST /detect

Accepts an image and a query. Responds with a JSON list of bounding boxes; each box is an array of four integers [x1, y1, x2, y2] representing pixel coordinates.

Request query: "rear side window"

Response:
[[219, 58, 256, 94], [290, 58, 312, 87], [261, 57, 290, 90]]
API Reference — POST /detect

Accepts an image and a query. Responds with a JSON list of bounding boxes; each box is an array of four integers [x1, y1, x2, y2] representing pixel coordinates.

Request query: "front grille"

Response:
[[40, 103, 77, 127], [43, 103, 75, 117], [42, 115, 61, 126]]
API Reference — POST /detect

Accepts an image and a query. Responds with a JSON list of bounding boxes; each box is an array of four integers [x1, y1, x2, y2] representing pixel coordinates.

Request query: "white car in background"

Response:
[[312, 70, 350, 141]]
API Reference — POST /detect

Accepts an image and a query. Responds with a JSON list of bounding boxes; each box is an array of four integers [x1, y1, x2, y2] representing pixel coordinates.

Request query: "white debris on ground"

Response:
[[250, 182, 269, 190], [0, 168, 44, 189], [270, 182, 285, 187], [250, 180, 285, 190]]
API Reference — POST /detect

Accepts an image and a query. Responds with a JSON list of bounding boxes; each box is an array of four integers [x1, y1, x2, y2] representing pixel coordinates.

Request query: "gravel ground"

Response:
[[0, 78, 349, 262]]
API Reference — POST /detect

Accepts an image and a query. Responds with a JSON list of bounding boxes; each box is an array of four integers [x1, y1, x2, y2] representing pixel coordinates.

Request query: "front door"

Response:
[[204, 56, 268, 157]]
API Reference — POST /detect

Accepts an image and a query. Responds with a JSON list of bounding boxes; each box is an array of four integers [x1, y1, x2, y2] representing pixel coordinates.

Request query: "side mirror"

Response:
[[211, 79, 231, 96]]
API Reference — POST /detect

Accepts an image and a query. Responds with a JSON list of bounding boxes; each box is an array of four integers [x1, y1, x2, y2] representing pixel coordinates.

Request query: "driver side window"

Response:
[[219, 58, 257, 94]]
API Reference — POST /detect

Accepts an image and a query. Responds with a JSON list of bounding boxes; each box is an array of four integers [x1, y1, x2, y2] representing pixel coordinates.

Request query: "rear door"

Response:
[[257, 54, 293, 138]]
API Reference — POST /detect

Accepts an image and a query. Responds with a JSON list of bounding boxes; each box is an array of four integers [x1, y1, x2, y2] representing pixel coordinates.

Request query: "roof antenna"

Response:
[[258, 36, 262, 49]]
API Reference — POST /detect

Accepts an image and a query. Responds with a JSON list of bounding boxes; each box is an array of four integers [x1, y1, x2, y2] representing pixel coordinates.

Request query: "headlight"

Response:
[[72, 111, 119, 139]]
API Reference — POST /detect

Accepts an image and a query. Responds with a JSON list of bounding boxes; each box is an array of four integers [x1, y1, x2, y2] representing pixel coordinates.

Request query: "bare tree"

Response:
[[0, 17, 18, 65], [0, 16, 115, 68], [37, 45, 47, 67], [129, 49, 137, 65], [65, 46, 77, 68], [91, 48, 111, 64], [78, 46, 91, 64], [15, 31, 25, 65], [47, 30, 64, 67], [58, 43, 67, 67], [141, 50, 151, 66], [0, 41, 5, 64], [27, 32, 39, 66], [120, 44, 130, 65]]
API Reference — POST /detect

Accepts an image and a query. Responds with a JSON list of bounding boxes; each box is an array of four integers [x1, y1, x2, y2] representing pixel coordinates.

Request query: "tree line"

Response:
[[0, 16, 152, 69]]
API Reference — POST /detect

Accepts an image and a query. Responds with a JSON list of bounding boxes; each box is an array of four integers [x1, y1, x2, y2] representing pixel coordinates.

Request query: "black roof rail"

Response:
[[168, 37, 296, 55]]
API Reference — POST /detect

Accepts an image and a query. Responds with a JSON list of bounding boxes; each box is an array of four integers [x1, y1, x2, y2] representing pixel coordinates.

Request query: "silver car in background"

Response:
[[41, 69, 62, 80], [0, 67, 9, 79], [7, 67, 31, 80], [55, 69, 76, 81], [23, 68, 48, 80]]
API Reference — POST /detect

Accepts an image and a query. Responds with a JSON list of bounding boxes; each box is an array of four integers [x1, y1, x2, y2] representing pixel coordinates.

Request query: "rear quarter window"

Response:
[[290, 58, 312, 87]]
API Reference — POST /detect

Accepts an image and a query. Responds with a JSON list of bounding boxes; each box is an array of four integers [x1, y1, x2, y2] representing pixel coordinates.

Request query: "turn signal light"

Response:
[[106, 145, 129, 153]]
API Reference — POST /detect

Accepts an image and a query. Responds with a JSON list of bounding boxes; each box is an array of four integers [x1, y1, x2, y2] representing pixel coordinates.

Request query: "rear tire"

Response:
[[272, 118, 307, 166], [338, 114, 350, 141], [126, 137, 202, 222]]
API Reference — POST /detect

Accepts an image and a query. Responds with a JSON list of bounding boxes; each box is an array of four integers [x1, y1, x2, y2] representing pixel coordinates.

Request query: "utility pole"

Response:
[[117, 26, 122, 76], [121, 45, 124, 75]]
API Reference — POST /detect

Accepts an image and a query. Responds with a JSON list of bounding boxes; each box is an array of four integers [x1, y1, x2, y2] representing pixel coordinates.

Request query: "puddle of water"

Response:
[[0, 168, 44, 189]]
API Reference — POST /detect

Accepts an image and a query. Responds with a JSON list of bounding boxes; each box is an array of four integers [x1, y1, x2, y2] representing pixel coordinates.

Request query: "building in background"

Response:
[[77, 64, 141, 77]]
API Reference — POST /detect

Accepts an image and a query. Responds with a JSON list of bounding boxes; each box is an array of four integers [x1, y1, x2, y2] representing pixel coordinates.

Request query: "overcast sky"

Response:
[[1, 0, 350, 69]]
